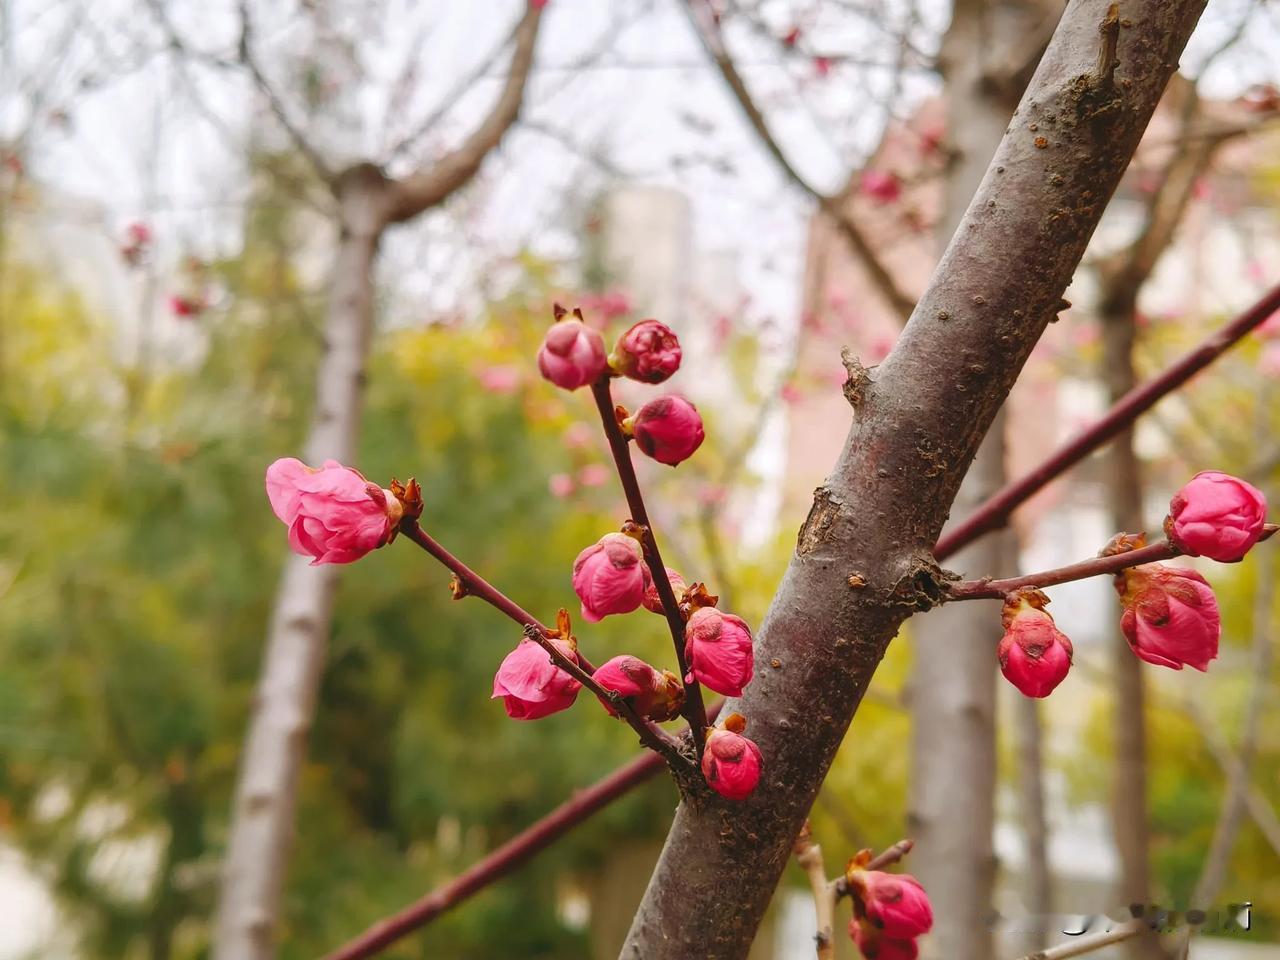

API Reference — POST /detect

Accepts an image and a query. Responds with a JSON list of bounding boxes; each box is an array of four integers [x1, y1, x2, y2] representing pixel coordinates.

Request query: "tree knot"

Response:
[[888, 555, 956, 611], [840, 347, 874, 410]]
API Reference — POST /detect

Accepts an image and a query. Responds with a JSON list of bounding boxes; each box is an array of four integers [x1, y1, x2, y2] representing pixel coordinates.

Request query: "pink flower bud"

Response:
[[591, 655, 685, 722], [1166, 471, 1267, 563], [859, 169, 902, 204], [610, 319, 683, 383], [701, 714, 762, 801], [572, 532, 646, 622], [684, 606, 753, 696], [1115, 563, 1221, 672], [850, 870, 933, 939], [265, 457, 401, 565], [629, 396, 705, 466], [491, 637, 581, 720], [537, 317, 607, 390], [849, 922, 919, 960], [642, 568, 686, 614], [996, 590, 1073, 698]]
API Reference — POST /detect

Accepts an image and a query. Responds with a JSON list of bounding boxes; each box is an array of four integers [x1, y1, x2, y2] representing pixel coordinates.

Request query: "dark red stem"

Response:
[[934, 281, 1280, 559], [589, 377, 711, 757], [945, 539, 1179, 600], [399, 521, 683, 759], [321, 698, 724, 960]]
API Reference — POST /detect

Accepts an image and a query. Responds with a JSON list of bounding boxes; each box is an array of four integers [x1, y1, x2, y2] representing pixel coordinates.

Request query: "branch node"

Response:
[[840, 347, 874, 410]]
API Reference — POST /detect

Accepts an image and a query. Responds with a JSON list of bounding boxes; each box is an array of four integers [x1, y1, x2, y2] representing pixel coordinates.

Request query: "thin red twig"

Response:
[[321, 699, 724, 960], [589, 377, 711, 757], [945, 539, 1180, 600], [934, 281, 1280, 559], [399, 521, 683, 759]]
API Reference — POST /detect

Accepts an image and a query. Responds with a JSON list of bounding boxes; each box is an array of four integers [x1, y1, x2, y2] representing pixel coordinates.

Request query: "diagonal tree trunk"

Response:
[[907, 5, 1053, 958], [621, 4, 1206, 956]]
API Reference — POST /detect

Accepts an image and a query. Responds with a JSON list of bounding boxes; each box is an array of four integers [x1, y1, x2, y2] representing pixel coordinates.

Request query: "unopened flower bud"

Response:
[[572, 532, 647, 622], [996, 588, 1073, 698], [491, 637, 581, 720], [591, 655, 685, 722], [610, 319, 682, 383], [1166, 470, 1267, 562], [642, 567, 686, 614], [537, 309, 607, 390], [702, 713, 762, 801], [685, 606, 753, 696], [265, 458, 401, 565], [848, 870, 933, 939], [1115, 562, 1220, 672], [628, 396, 705, 466]]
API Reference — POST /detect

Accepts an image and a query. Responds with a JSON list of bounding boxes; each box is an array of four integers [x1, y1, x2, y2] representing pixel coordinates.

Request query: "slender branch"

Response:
[[946, 539, 1180, 600], [934, 281, 1280, 559], [681, 0, 916, 320], [384, 3, 543, 223], [793, 823, 836, 960], [1015, 919, 1150, 960], [398, 521, 684, 761], [589, 378, 710, 757], [236, 0, 333, 183]]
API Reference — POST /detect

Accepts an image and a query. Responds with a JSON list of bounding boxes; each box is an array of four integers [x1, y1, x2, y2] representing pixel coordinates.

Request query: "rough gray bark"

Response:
[[214, 167, 387, 959], [213, 9, 544, 957], [907, 5, 1051, 957], [621, 3, 1206, 956]]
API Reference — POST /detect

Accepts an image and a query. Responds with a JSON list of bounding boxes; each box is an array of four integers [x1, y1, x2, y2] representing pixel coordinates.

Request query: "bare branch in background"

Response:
[[385, 4, 543, 222], [681, 0, 917, 319]]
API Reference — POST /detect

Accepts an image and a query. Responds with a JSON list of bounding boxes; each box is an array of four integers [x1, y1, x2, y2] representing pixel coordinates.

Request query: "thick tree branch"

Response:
[[681, 0, 916, 319], [384, 3, 543, 223], [590, 378, 710, 757], [624, 4, 1208, 957]]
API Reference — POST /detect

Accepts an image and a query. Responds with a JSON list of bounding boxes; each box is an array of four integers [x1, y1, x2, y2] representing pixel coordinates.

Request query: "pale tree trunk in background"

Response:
[[622, 4, 1206, 956], [214, 165, 389, 959], [908, 4, 1052, 958], [1100, 297, 1168, 960], [1015, 695, 1054, 954]]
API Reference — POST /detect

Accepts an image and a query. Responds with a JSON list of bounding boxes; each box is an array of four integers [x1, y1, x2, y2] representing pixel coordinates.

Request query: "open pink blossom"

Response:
[[611, 319, 683, 383], [642, 567, 686, 614], [997, 590, 1073, 698], [491, 637, 581, 720], [537, 315, 607, 390], [1166, 470, 1268, 562], [591, 655, 684, 722], [548, 473, 575, 498], [265, 457, 401, 565], [477, 364, 521, 394], [701, 714, 762, 801], [572, 532, 646, 622], [1115, 562, 1221, 672], [849, 922, 919, 960], [629, 395, 705, 466], [685, 606, 753, 696], [851, 870, 934, 939]]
